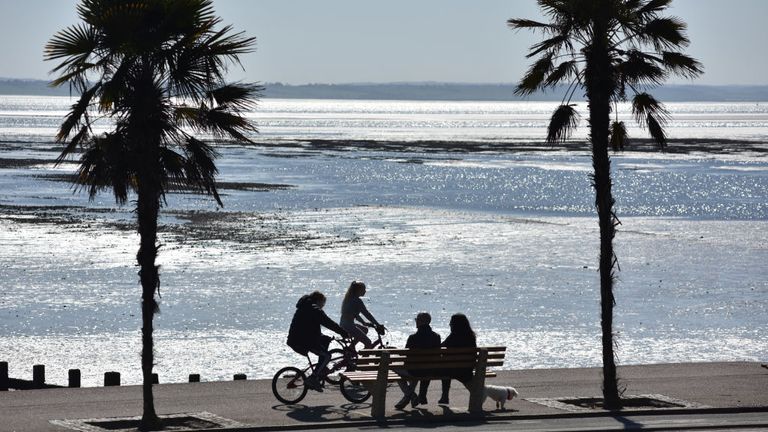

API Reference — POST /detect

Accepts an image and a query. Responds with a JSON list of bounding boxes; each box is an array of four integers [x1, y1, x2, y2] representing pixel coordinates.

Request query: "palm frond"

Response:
[[44, 23, 98, 68], [76, 133, 133, 204], [661, 51, 703, 79], [515, 53, 554, 95], [49, 65, 98, 89], [640, 17, 689, 50], [544, 60, 578, 87], [618, 50, 666, 86], [547, 104, 581, 144], [507, 18, 555, 33], [610, 121, 628, 151], [56, 125, 90, 166], [204, 109, 255, 142], [56, 83, 101, 142], [199, 24, 256, 62], [527, 34, 572, 58], [638, 0, 673, 16], [179, 137, 222, 206], [631, 92, 668, 126], [206, 83, 262, 111], [158, 146, 187, 194], [646, 113, 667, 148]]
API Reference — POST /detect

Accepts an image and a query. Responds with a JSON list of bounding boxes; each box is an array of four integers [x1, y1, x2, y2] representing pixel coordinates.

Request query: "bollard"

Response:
[[189, 374, 200, 383], [1, 361, 8, 391], [233, 373, 246, 381], [151, 373, 159, 384], [33, 365, 46, 388], [104, 371, 121, 386], [68, 369, 81, 388]]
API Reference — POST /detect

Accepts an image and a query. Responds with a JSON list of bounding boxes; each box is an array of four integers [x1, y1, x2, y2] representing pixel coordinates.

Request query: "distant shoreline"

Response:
[[2, 79, 768, 102], [3, 137, 766, 167]]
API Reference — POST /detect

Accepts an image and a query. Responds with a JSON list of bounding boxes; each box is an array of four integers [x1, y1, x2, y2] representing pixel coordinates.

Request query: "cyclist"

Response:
[[287, 291, 348, 391], [339, 280, 385, 350]]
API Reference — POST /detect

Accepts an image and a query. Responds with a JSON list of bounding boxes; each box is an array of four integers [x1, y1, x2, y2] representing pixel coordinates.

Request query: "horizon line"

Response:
[[2, 77, 768, 88]]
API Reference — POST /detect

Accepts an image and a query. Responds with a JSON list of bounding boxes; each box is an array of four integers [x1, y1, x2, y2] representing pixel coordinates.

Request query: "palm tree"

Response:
[[46, 0, 258, 428], [509, 0, 701, 409]]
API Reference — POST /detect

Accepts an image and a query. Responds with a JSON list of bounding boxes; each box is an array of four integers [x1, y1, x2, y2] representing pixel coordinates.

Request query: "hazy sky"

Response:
[[1, 0, 766, 85]]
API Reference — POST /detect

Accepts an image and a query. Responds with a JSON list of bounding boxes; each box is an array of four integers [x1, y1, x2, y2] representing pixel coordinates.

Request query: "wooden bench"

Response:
[[340, 346, 506, 417]]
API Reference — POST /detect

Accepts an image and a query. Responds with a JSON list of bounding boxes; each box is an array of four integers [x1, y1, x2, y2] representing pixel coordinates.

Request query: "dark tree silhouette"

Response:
[[509, 0, 701, 409], [46, 0, 259, 428]]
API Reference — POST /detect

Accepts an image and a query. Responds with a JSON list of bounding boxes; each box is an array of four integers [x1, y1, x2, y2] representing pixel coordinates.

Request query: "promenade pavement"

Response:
[[1, 362, 766, 431]]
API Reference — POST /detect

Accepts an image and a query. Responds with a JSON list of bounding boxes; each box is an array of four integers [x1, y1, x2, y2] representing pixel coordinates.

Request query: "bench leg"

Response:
[[467, 376, 486, 415], [371, 352, 390, 418], [468, 349, 488, 415], [370, 381, 387, 418]]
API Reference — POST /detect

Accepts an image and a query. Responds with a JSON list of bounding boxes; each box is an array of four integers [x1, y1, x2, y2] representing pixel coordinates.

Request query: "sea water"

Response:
[[0, 96, 766, 386]]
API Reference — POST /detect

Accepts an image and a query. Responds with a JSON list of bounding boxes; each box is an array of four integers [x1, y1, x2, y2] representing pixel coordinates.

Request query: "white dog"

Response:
[[483, 384, 519, 410]]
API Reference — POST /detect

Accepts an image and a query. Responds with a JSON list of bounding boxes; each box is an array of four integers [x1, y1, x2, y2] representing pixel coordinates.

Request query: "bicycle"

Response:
[[271, 323, 391, 404], [335, 323, 392, 404], [271, 339, 347, 405]]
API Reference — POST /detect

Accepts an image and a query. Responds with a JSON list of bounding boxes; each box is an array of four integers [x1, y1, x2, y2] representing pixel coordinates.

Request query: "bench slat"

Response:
[[354, 360, 505, 371], [341, 371, 497, 383], [359, 346, 506, 356], [355, 353, 505, 365]]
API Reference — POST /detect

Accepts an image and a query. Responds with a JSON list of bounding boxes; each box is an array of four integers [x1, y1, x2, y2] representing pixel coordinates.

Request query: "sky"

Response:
[[1, 0, 767, 86]]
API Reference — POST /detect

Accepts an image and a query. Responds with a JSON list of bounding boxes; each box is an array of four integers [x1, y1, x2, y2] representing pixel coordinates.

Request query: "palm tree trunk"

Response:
[[585, 16, 621, 411], [137, 179, 162, 430]]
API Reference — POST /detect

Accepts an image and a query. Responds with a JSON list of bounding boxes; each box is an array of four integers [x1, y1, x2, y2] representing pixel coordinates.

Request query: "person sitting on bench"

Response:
[[439, 313, 477, 405], [395, 312, 441, 409]]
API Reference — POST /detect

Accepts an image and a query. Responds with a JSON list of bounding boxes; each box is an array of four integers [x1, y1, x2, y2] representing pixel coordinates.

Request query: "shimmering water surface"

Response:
[[1, 96, 766, 386]]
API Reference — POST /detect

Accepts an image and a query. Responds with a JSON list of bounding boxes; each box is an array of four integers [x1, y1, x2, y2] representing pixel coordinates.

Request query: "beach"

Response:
[[1, 97, 766, 387]]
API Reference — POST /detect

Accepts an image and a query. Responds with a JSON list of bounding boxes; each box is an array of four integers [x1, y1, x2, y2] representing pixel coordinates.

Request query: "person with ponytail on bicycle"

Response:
[[339, 280, 385, 351], [287, 291, 348, 392]]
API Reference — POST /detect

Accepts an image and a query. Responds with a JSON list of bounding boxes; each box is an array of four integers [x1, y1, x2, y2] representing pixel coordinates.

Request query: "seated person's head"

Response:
[[308, 291, 327, 309], [415, 312, 431, 327]]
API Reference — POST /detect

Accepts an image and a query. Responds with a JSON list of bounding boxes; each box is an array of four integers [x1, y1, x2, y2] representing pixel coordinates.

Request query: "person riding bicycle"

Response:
[[287, 291, 348, 391], [339, 280, 385, 351]]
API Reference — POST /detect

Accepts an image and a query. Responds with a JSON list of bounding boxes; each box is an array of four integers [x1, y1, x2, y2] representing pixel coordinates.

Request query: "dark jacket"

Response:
[[287, 295, 347, 356], [441, 331, 477, 383], [405, 324, 441, 377], [406, 325, 441, 350]]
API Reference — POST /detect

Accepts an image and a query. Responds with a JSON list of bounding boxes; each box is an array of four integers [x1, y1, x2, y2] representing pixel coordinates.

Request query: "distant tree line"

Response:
[[3, 78, 768, 102]]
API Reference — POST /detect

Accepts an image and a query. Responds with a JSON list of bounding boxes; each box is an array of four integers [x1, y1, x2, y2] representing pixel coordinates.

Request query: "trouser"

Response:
[[396, 368, 430, 399], [441, 377, 470, 397], [307, 345, 331, 379], [341, 322, 372, 349]]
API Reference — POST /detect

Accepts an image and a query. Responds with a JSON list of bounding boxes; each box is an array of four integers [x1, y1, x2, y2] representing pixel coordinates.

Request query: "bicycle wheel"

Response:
[[322, 348, 347, 386], [339, 377, 371, 403], [272, 366, 308, 404]]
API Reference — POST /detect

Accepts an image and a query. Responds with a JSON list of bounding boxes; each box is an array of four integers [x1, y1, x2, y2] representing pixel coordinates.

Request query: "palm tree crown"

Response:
[[46, 0, 260, 204], [509, 0, 702, 149]]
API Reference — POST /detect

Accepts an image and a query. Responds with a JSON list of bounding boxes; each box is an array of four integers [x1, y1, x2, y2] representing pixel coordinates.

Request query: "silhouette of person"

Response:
[[287, 291, 348, 391], [439, 313, 477, 405], [395, 312, 441, 409], [339, 280, 385, 350]]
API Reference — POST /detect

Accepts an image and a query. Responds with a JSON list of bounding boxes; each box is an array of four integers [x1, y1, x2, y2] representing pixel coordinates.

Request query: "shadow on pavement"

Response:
[[272, 403, 371, 423], [612, 415, 645, 430]]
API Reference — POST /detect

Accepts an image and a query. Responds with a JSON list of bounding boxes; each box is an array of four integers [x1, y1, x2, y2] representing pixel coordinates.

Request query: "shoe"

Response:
[[305, 376, 324, 392], [395, 394, 411, 409], [438, 395, 449, 405]]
